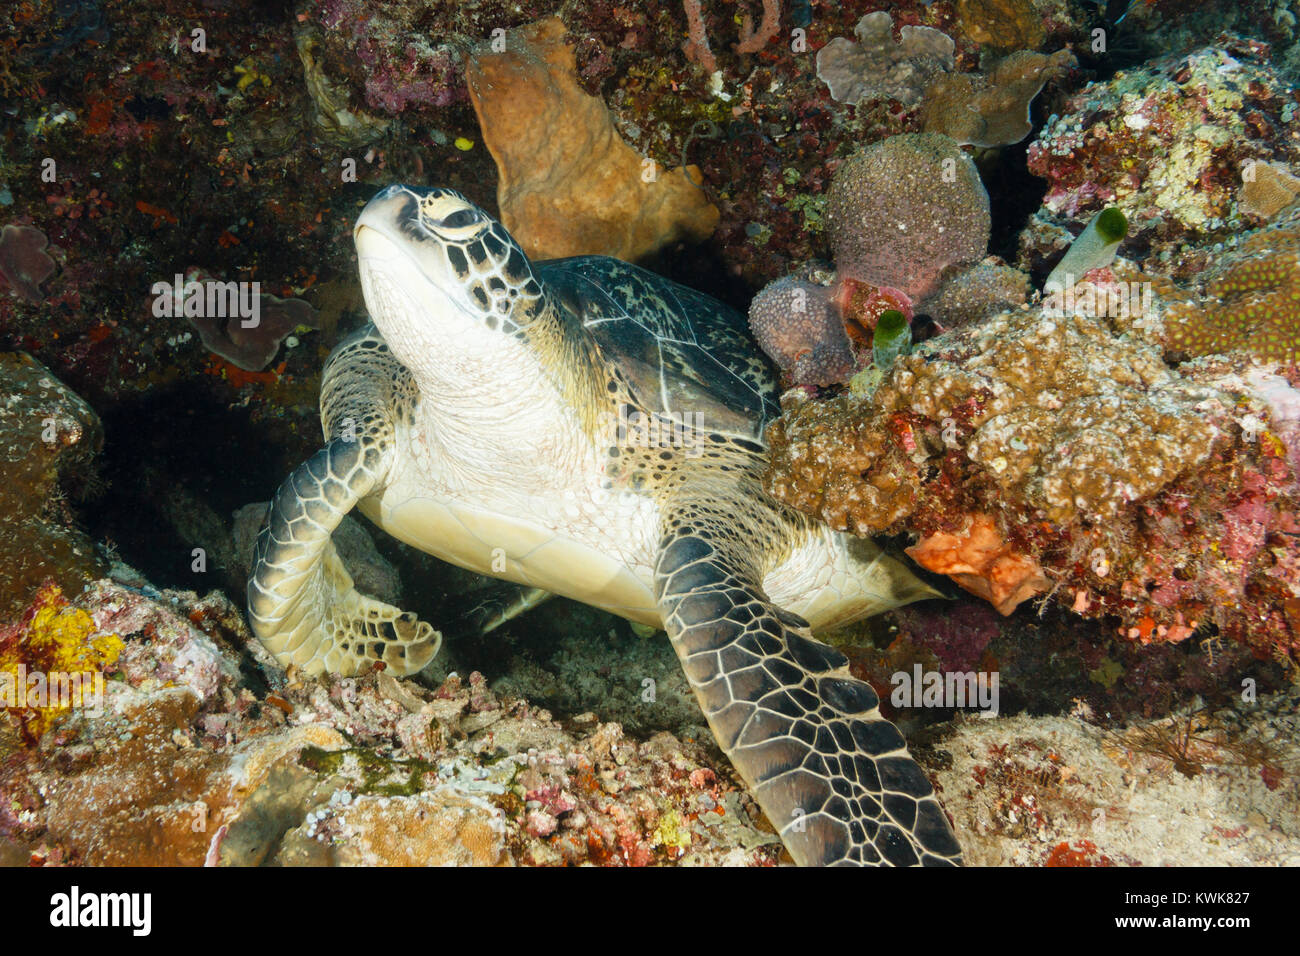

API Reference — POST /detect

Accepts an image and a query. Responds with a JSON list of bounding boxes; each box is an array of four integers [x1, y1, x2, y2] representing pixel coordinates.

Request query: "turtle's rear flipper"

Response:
[[445, 581, 553, 635], [654, 527, 963, 867], [247, 439, 441, 677]]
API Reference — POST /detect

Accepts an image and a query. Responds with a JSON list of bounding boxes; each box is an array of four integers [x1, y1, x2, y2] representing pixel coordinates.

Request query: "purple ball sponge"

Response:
[[826, 133, 990, 302], [749, 276, 855, 386]]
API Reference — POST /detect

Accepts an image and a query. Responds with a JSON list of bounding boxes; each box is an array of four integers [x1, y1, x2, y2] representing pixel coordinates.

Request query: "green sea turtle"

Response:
[[247, 184, 963, 866]]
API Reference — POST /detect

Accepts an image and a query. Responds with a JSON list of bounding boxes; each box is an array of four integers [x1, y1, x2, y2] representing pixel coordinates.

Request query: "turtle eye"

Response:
[[439, 208, 480, 230]]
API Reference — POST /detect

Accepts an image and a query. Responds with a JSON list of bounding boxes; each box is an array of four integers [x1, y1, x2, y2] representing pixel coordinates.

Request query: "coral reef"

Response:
[[765, 303, 1300, 662], [466, 17, 719, 261], [311, 1, 471, 119], [826, 133, 990, 302], [1027, 38, 1300, 258], [816, 10, 1073, 148], [936, 693, 1300, 866], [1240, 160, 1300, 221], [923, 49, 1077, 148], [1, 579, 780, 866], [927, 260, 1030, 329], [1, 0, 1296, 872], [0, 223, 55, 302], [0, 585, 123, 743], [295, 30, 390, 148], [815, 11, 955, 108], [767, 304, 1222, 527], [5, 573, 1295, 867], [747, 133, 1030, 387], [0, 353, 105, 617]]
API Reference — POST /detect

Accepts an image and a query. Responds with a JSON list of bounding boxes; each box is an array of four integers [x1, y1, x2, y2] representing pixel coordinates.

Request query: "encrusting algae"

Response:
[[0, 584, 122, 744]]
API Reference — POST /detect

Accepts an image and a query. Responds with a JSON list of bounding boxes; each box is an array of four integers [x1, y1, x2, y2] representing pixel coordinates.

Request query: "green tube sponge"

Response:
[[872, 309, 913, 369], [1045, 206, 1128, 291]]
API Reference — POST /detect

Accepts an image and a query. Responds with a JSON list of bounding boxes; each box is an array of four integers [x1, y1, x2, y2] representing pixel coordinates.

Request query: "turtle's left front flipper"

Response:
[[247, 438, 441, 677], [247, 327, 442, 678], [654, 499, 963, 866]]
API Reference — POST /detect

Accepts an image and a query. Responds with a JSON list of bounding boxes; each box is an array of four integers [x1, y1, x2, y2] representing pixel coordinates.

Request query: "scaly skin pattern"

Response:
[[651, 444, 961, 865], [247, 185, 963, 865], [246, 330, 441, 676]]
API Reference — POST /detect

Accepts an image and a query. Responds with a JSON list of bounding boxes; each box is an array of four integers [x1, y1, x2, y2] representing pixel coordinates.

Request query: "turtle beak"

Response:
[[354, 184, 419, 247], [354, 185, 459, 295]]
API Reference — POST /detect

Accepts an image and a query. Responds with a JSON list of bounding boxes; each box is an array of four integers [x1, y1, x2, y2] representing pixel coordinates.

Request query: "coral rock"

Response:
[[906, 308, 1222, 524], [1027, 41, 1297, 249], [295, 29, 389, 147], [467, 17, 719, 261], [826, 133, 990, 302], [924, 49, 1076, 148], [906, 513, 1050, 615], [815, 11, 955, 108], [748, 275, 855, 386], [300, 791, 510, 866], [0, 354, 105, 617], [1240, 160, 1300, 221], [1155, 224, 1300, 365], [1, 579, 781, 866], [955, 0, 1046, 53], [766, 302, 1300, 661], [936, 696, 1300, 866], [926, 259, 1031, 328], [0, 585, 123, 743]]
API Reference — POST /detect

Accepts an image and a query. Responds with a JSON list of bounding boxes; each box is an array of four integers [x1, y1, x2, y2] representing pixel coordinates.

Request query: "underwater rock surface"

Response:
[[1, 580, 782, 866], [5, 578, 1296, 867], [0, 354, 105, 618], [765, 296, 1300, 662]]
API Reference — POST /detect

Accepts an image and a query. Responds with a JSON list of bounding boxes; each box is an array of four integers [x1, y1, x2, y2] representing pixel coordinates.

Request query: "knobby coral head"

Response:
[[748, 275, 854, 387], [825, 133, 990, 303]]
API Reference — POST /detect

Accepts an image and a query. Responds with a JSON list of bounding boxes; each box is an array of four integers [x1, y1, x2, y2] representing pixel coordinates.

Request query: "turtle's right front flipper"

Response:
[[654, 501, 963, 866], [246, 437, 440, 677]]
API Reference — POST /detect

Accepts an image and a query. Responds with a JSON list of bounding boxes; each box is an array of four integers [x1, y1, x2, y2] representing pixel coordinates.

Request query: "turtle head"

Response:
[[354, 185, 545, 372]]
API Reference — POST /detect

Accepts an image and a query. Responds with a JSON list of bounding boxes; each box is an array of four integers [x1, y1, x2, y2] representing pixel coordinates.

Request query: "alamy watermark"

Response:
[[891, 665, 999, 717], [1, 666, 105, 718], [49, 886, 151, 936], [150, 273, 260, 327], [597, 406, 707, 458], [1041, 276, 1151, 320]]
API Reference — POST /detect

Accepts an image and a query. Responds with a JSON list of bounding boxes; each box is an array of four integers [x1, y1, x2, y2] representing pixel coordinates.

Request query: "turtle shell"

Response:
[[538, 256, 779, 442]]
